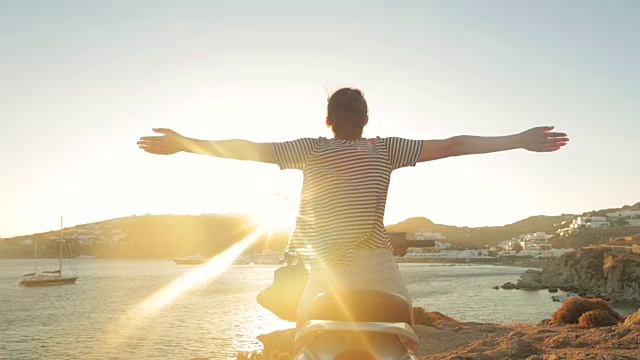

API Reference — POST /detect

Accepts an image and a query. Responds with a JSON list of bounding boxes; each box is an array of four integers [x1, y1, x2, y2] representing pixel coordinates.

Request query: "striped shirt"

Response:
[[273, 137, 423, 264]]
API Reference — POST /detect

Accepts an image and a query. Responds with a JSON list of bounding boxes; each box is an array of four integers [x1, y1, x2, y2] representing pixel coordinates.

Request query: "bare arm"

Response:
[[137, 128, 277, 163], [418, 126, 569, 162]]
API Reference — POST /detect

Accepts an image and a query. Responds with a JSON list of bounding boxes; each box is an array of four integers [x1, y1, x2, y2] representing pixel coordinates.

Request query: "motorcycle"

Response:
[[293, 290, 419, 360]]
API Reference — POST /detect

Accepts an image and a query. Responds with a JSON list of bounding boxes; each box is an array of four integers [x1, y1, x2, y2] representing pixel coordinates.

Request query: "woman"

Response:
[[138, 87, 569, 350]]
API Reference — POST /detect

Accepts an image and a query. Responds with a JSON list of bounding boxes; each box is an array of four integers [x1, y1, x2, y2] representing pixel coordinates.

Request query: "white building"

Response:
[[497, 239, 521, 251], [434, 241, 453, 249], [569, 216, 610, 230], [524, 232, 550, 241]]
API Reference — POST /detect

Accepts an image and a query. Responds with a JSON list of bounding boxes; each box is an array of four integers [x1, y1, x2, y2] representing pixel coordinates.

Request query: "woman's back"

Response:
[[273, 136, 422, 264]]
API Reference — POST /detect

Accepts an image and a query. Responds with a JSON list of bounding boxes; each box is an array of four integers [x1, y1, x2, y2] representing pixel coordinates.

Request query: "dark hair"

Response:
[[327, 88, 368, 140]]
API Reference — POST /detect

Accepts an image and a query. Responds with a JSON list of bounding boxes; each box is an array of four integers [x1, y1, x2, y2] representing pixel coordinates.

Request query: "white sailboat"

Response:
[[19, 217, 78, 287]]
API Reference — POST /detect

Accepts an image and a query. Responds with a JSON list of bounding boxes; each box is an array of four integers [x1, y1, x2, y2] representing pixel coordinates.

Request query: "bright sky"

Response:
[[1, 0, 638, 238]]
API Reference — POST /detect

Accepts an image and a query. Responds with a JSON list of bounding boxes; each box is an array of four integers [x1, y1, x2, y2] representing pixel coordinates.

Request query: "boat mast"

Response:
[[59, 216, 63, 277], [33, 239, 37, 274]]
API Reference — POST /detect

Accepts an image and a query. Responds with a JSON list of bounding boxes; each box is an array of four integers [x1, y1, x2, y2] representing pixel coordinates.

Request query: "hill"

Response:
[[2, 202, 639, 258], [386, 214, 573, 248], [580, 201, 640, 217], [0, 214, 290, 259]]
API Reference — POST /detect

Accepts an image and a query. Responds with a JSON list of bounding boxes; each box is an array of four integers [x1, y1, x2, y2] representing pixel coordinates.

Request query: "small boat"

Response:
[[173, 254, 210, 265], [253, 252, 284, 265], [20, 217, 78, 287], [20, 270, 78, 287]]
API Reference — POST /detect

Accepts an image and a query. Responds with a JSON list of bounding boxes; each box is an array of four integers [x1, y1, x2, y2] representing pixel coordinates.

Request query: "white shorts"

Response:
[[296, 247, 411, 327]]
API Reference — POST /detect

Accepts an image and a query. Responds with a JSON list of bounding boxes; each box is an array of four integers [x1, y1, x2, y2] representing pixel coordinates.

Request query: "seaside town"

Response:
[[390, 210, 640, 261], [391, 208, 640, 263]]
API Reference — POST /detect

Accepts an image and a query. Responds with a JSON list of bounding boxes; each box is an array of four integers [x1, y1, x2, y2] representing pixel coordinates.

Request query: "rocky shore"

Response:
[[241, 303, 640, 359], [514, 248, 640, 302]]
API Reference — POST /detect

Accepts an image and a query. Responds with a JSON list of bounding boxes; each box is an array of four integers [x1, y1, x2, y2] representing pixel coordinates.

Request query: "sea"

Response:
[[1, 259, 638, 360]]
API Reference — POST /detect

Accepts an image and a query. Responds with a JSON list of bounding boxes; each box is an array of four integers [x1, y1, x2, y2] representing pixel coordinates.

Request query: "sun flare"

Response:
[[249, 192, 297, 232], [100, 228, 267, 353]]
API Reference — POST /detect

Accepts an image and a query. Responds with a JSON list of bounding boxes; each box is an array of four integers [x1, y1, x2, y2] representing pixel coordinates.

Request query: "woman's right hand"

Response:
[[137, 128, 187, 155]]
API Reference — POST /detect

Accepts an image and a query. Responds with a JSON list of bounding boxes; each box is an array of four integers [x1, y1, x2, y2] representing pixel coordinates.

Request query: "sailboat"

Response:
[[19, 217, 78, 287]]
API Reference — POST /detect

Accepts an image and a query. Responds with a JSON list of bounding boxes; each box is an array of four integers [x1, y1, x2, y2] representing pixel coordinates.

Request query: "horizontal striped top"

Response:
[[272, 137, 423, 264]]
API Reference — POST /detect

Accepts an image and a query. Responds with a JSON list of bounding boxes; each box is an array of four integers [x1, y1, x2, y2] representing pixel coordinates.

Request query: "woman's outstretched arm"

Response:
[[137, 128, 277, 163], [418, 126, 569, 162]]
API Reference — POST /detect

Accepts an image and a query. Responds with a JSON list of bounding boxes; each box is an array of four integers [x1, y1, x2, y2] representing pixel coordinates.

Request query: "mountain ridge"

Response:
[[1, 202, 638, 258]]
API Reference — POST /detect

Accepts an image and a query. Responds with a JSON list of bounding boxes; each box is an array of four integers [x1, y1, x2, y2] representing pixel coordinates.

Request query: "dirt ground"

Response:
[[249, 314, 640, 359], [414, 320, 640, 359]]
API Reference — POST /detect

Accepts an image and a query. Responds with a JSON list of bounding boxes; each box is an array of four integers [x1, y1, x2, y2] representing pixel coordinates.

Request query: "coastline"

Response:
[[396, 257, 547, 269]]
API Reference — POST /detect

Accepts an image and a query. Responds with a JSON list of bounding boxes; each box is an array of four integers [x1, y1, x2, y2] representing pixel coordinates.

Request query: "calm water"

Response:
[[1, 259, 637, 359]]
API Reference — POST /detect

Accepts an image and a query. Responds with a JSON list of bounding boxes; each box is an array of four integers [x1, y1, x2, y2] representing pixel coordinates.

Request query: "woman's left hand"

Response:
[[518, 126, 569, 152]]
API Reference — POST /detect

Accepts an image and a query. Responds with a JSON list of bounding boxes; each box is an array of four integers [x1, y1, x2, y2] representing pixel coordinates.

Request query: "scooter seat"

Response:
[[307, 290, 412, 324]]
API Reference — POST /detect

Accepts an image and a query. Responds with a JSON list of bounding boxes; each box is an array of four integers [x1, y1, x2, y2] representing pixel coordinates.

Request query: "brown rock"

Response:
[[535, 248, 640, 302], [622, 308, 640, 326]]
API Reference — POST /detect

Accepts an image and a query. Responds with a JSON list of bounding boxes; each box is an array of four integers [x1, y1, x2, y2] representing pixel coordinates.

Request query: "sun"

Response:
[[249, 192, 297, 232]]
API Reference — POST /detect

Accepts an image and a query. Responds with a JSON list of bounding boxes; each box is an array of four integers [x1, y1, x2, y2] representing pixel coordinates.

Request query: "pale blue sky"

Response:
[[1, 0, 638, 237]]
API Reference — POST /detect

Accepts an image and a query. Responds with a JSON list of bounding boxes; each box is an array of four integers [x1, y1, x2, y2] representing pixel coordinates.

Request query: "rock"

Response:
[[501, 282, 517, 289], [414, 307, 457, 327], [551, 297, 620, 325], [256, 329, 295, 356], [520, 269, 543, 282], [548, 287, 559, 293], [504, 338, 542, 357], [622, 308, 640, 326], [578, 309, 620, 327], [517, 279, 545, 290], [526, 248, 640, 302]]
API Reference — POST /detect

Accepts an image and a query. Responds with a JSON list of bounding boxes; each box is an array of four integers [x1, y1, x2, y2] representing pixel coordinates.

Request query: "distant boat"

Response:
[[251, 251, 284, 265], [232, 253, 257, 265], [173, 254, 210, 265], [20, 217, 78, 287], [76, 254, 96, 259]]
